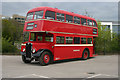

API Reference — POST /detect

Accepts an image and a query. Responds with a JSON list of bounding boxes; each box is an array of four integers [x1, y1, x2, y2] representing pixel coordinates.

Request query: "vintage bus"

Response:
[[20, 7, 98, 66]]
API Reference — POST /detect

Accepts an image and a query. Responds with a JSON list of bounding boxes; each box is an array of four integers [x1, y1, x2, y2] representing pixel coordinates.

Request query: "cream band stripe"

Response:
[[30, 31, 97, 37], [54, 44, 93, 47]]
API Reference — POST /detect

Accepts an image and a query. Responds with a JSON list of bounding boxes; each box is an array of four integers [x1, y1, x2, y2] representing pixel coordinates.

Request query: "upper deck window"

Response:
[[56, 13, 65, 22], [66, 15, 73, 23], [87, 19, 92, 26], [81, 18, 87, 25], [74, 17, 80, 24], [34, 11, 44, 19], [45, 11, 55, 20], [93, 21, 97, 27], [26, 12, 34, 20]]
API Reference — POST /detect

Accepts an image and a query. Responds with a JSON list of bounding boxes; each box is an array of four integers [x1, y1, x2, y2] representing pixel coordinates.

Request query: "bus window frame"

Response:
[[45, 34, 54, 43], [56, 36, 65, 44], [93, 20, 97, 27], [81, 37, 87, 44], [65, 36, 73, 44], [74, 37, 80, 44], [34, 10, 44, 19], [56, 13, 65, 22], [87, 38, 93, 44], [26, 12, 34, 21], [81, 18, 87, 26], [87, 19, 93, 26], [36, 33, 43, 42], [45, 10, 55, 20], [74, 16, 80, 24], [66, 14, 73, 23]]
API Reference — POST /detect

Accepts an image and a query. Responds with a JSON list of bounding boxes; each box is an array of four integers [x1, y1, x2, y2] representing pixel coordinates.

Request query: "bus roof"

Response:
[[27, 7, 96, 21]]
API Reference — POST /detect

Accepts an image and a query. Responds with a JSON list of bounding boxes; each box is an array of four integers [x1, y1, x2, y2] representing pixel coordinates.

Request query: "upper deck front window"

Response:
[[93, 21, 97, 27], [45, 11, 55, 20], [34, 11, 44, 19], [26, 12, 34, 20]]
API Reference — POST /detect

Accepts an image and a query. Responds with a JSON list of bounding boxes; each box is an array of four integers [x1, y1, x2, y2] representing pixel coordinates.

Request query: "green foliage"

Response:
[[0, 38, 1, 54], [2, 19, 23, 53], [2, 37, 18, 53], [95, 21, 119, 54], [2, 19, 23, 45]]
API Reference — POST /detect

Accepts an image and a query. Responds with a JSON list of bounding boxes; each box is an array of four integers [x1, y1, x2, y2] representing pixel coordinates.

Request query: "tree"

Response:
[[2, 19, 23, 45], [95, 21, 119, 54], [2, 19, 23, 53], [2, 37, 18, 53]]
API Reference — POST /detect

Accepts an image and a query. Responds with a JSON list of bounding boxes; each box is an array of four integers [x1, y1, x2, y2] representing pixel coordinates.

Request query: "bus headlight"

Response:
[[23, 48, 25, 52], [32, 49, 36, 53]]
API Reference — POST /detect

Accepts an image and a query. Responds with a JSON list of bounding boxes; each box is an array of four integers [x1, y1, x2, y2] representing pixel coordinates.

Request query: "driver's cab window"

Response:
[[30, 33, 36, 41], [45, 35, 53, 42]]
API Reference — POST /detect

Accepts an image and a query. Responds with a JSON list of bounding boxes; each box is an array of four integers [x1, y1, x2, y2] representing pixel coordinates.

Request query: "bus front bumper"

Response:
[[20, 52, 41, 57]]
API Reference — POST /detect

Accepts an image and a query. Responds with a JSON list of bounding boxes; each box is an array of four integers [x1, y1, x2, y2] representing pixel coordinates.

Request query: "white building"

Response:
[[101, 21, 120, 35]]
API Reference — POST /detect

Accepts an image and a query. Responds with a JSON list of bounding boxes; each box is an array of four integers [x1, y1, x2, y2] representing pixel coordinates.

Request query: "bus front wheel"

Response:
[[82, 49, 89, 60], [39, 51, 52, 66]]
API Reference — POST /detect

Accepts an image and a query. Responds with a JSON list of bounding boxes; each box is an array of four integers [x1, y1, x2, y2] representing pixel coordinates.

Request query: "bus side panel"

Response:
[[54, 46, 93, 61], [89, 46, 94, 57], [42, 20, 98, 36]]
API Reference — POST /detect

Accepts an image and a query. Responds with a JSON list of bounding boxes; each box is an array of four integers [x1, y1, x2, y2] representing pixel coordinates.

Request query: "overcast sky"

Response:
[[2, 2, 118, 21]]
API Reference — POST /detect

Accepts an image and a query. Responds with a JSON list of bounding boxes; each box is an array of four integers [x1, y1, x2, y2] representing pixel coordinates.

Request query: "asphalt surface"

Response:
[[2, 55, 118, 79]]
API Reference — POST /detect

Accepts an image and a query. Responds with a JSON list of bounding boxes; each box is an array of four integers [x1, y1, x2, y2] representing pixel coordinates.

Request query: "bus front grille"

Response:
[[26, 43, 32, 58]]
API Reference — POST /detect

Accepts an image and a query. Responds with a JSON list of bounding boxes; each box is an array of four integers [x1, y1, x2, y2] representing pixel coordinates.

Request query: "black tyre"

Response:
[[39, 51, 52, 66], [22, 55, 31, 63], [82, 49, 89, 60]]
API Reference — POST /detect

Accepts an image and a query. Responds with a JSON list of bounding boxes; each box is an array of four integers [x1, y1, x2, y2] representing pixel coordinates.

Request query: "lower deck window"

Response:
[[38, 36, 42, 41], [66, 37, 73, 44], [45, 36, 53, 42], [74, 37, 80, 44], [56, 36, 64, 44], [30, 33, 36, 41], [87, 38, 92, 44], [81, 38, 86, 44]]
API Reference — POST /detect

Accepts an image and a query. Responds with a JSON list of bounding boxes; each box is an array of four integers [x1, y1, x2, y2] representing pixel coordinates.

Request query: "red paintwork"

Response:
[[23, 7, 98, 36], [21, 7, 98, 61], [44, 54, 50, 63], [53, 33, 94, 61]]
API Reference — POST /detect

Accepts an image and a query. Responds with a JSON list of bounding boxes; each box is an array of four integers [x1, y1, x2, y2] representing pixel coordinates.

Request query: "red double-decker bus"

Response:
[[20, 7, 98, 66]]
